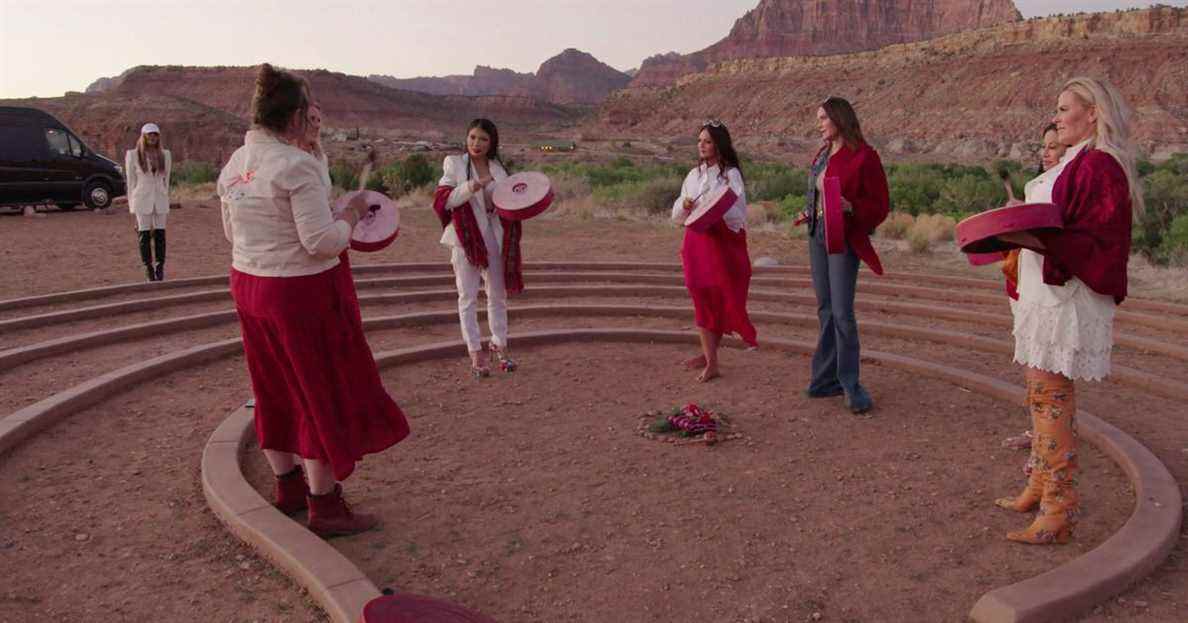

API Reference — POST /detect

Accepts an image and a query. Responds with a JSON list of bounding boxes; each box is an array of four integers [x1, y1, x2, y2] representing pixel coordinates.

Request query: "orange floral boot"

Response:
[[995, 377, 1046, 512], [1007, 378, 1079, 545]]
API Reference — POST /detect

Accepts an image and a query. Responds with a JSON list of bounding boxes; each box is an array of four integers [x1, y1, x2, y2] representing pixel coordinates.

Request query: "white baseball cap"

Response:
[[141, 123, 161, 135]]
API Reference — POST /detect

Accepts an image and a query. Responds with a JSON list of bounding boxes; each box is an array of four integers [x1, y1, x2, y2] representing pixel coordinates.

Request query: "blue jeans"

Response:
[[807, 223, 868, 403]]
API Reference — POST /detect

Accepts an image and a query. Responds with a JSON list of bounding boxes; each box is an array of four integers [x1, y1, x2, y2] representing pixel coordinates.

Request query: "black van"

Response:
[[0, 106, 126, 210]]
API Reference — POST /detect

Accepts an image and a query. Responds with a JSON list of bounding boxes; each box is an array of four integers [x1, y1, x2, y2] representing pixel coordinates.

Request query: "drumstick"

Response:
[[357, 148, 377, 192], [997, 166, 1018, 203]]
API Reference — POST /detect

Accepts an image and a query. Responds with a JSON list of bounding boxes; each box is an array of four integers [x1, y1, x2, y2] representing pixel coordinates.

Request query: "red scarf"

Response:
[[432, 185, 524, 295]]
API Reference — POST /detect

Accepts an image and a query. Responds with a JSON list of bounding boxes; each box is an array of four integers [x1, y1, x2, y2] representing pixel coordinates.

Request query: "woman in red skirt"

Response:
[[672, 121, 758, 382], [217, 64, 410, 538]]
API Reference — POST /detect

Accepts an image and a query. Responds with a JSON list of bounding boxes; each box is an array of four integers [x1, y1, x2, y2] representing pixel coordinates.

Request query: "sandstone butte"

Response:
[[369, 48, 632, 107], [630, 0, 1024, 88], [598, 5, 1188, 163]]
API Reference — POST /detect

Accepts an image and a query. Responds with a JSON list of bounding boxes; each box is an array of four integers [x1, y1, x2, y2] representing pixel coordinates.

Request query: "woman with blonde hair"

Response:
[[993, 77, 1141, 545], [218, 64, 409, 538], [125, 123, 172, 281]]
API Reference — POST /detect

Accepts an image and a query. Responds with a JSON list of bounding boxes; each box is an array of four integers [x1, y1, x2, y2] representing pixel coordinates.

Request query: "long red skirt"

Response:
[[680, 222, 758, 347], [230, 261, 409, 481]]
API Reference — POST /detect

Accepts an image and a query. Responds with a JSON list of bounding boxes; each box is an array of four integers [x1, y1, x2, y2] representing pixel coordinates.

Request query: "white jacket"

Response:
[[217, 130, 351, 277], [125, 148, 172, 215], [438, 154, 509, 253]]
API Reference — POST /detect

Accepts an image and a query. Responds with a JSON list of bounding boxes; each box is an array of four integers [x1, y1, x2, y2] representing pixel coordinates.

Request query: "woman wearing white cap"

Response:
[[125, 123, 172, 281]]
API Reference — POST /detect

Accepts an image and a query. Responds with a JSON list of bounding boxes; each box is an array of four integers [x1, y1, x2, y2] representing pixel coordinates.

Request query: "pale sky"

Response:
[[2, 0, 1183, 99]]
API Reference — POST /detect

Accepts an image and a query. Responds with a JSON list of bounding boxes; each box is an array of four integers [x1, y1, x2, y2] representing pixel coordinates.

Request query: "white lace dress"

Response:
[[1010, 141, 1116, 381]]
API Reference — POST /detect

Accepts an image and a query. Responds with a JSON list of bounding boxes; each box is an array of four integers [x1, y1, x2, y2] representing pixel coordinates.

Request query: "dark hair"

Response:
[[467, 118, 501, 163], [1038, 122, 1060, 175], [251, 63, 310, 134], [820, 97, 866, 151], [699, 122, 743, 180]]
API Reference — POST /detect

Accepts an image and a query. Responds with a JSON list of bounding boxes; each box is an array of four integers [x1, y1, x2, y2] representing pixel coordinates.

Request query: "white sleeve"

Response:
[[124, 151, 138, 195], [722, 168, 748, 232], [287, 157, 352, 258], [671, 169, 696, 222], [163, 150, 172, 194], [439, 156, 476, 209], [220, 201, 233, 243]]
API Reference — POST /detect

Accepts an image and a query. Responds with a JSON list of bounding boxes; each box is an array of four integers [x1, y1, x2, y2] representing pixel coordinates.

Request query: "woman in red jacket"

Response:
[[800, 97, 889, 414], [993, 77, 1141, 544]]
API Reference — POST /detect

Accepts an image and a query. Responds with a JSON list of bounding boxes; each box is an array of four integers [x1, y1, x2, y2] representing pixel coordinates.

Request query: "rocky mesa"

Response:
[[598, 6, 1188, 162], [632, 0, 1022, 87], [369, 48, 631, 106]]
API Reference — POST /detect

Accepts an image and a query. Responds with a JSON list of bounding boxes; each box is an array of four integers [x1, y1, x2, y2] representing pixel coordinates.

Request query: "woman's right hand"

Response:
[[1003, 198, 1024, 208], [682, 197, 695, 212], [341, 192, 369, 227]]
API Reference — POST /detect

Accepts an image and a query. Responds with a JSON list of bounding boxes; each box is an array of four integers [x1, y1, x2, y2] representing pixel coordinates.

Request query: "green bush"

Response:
[[747, 164, 807, 202], [1135, 163, 1188, 263], [377, 154, 437, 194], [329, 161, 358, 190], [171, 161, 217, 187], [1161, 213, 1188, 264]]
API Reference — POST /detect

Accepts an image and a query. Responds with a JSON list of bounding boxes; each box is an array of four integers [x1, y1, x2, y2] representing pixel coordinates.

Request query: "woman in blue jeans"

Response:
[[801, 97, 890, 413]]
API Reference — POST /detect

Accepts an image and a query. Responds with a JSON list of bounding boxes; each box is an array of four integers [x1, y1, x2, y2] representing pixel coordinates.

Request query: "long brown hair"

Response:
[[136, 133, 165, 176], [700, 121, 743, 180], [251, 63, 310, 136], [821, 97, 866, 151]]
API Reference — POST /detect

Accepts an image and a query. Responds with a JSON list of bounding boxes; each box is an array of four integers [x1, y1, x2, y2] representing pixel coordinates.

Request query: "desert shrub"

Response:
[[1134, 162, 1188, 263], [171, 161, 218, 187], [329, 161, 358, 190], [933, 174, 1003, 216], [880, 212, 915, 240], [907, 226, 932, 254], [636, 177, 683, 216], [376, 154, 437, 194], [746, 162, 807, 202], [1161, 213, 1188, 265]]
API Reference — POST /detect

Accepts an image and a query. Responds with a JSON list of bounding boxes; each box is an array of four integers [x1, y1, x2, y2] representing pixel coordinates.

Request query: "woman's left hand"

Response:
[[840, 197, 854, 214]]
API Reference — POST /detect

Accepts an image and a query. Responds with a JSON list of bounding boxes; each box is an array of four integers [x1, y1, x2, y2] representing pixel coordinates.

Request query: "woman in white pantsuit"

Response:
[[125, 123, 172, 281], [431, 119, 522, 378]]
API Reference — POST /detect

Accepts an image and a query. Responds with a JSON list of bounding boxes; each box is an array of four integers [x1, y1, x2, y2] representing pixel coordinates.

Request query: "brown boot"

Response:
[[307, 484, 380, 538], [1007, 378, 1079, 545], [995, 378, 1045, 513], [273, 466, 309, 516]]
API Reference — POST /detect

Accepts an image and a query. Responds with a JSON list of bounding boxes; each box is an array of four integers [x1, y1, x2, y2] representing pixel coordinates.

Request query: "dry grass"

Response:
[[172, 182, 218, 203], [880, 212, 915, 240], [1127, 254, 1188, 302]]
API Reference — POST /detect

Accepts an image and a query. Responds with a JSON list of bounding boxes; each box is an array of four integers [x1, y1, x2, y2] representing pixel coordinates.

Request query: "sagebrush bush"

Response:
[[907, 226, 932, 254], [880, 212, 914, 240], [170, 161, 218, 187]]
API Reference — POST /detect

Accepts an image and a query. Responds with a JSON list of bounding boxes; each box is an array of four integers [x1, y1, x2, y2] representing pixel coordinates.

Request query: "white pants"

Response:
[[133, 212, 167, 231], [450, 246, 509, 353]]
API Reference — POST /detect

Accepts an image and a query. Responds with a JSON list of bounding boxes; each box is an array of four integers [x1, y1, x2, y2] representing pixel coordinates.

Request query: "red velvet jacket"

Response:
[[821, 143, 891, 274], [1036, 148, 1132, 304]]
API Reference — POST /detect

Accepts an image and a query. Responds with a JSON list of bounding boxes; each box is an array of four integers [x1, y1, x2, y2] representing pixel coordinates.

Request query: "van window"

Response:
[[0, 126, 43, 160], [45, 128, 72, 158], [67, 133, 84, 157]]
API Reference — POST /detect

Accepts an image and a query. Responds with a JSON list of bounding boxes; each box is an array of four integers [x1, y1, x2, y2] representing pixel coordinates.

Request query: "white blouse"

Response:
[[437, 154, 509, 253], [1010, 139, 1117, 381], [217, 130, 351, 277], [671, 164, 748, 233]]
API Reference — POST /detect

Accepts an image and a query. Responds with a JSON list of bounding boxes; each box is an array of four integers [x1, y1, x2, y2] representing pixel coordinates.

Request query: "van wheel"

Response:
[[83, 181, 113, 209]]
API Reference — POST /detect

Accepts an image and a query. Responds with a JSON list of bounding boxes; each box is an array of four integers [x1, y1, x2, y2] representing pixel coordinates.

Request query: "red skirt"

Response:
[[680, 222, 758, 347], [230, 261, 409, 481]]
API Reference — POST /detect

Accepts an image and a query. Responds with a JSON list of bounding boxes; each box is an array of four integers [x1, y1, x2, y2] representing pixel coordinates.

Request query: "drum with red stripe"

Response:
[[492, 172, 553, 221], [956, 203, 1062, 254], [333, 190, 400, 253], [684, 185, 738, 233]]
